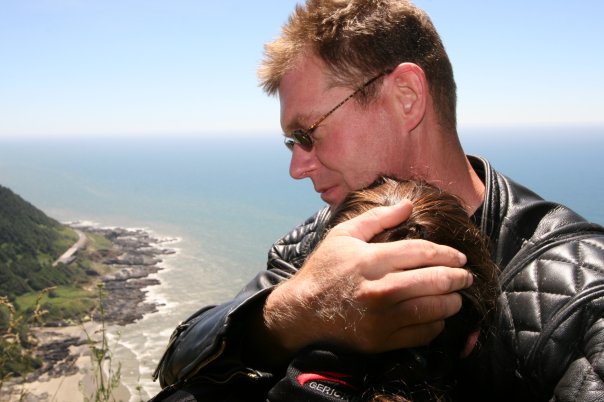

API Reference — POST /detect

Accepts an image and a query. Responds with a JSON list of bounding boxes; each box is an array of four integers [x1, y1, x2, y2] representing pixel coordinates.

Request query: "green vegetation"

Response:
[[87, 232, 113, 253], [82, 284, 122, 402], [0, 184, 118, 380], [16, 286, 97, 324], [0, 185, 144, 400], [2, 286, 127, 401], [0, 185, 82, 299], [0, 289, 50, 382], [55, 226, 81, 251]]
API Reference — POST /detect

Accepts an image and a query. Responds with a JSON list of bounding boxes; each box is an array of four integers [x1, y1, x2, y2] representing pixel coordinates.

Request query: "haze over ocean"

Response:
[[0, 126, 602, 398]]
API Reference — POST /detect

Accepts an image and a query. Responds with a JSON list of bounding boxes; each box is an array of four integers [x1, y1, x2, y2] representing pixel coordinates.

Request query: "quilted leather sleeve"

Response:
[[496, 235, 604, 401], [553, 317, 604, 401], [154, 208, 329, 387]]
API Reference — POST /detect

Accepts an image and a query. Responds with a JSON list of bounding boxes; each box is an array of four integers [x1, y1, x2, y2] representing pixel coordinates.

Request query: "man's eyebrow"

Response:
[[283, 112, 313, 133]]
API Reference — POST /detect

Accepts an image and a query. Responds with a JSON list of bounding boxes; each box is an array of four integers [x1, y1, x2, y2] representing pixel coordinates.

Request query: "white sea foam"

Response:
[[64, 219, 101, 228], [65, 221, 186, 401]]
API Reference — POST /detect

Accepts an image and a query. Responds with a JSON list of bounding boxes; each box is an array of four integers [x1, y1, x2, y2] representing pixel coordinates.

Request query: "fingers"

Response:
[[273, 202, 475, 355], [394, 293, 463, 325], [359, 266, 473, 303], [358, 293, 463, 352], [384, 294, 463, 350], [327, 203, 467, 278], [381, 321, 445, 351], [362, 239, 468, 279], [351, 267, 469, 353], [331, 201, 413, 241]]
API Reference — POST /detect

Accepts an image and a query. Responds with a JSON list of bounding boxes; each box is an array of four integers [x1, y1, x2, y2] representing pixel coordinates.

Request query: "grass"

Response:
[[10, 228, 119, 322], [15, 286, 97, 323], [86, 233, 114, 253], [2, 284, 131, 402], [82, 283, 122, 402], [54, 226, 80, 250], [1, 227, 143, 400]]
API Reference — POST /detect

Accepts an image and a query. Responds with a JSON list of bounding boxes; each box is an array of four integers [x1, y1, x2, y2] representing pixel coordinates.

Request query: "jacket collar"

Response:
[[467, 155, 499, 243]]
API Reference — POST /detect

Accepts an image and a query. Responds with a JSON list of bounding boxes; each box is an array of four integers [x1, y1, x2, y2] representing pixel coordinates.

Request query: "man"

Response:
[[265, 177, 501, 401], [152, 1, 604, 400]]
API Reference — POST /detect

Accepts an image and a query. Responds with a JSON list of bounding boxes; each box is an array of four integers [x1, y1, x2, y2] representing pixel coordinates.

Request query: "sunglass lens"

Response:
[[284, 137, 295, 150], [294, 132, 312, 151]]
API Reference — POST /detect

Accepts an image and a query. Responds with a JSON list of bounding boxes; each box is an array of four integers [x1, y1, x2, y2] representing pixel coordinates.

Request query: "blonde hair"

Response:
[[259, 0, 457, 130]]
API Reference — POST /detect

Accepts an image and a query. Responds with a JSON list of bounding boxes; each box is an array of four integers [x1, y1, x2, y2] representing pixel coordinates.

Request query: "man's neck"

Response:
[[417, 132, 485, 215]]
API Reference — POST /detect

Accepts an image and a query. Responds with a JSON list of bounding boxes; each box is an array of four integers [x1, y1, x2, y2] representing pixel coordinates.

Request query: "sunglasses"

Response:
[[284, 70, 391, 152]]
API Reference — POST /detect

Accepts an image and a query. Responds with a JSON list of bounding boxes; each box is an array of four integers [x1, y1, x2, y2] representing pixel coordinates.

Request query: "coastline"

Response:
[[2, 224, 177, 402]]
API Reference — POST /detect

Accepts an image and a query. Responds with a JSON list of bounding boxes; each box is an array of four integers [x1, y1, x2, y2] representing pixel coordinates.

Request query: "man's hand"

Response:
[[264, 201, 472, 355]]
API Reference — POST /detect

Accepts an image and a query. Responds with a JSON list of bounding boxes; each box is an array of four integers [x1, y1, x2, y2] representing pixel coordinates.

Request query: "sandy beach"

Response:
[[2, 323, 131, 402]]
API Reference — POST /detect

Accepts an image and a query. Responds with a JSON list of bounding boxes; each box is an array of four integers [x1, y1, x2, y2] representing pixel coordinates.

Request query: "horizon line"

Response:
[[0, 123, 602, 141]]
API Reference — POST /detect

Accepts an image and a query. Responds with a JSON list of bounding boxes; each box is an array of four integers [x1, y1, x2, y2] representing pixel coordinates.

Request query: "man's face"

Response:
[[279, 56, 413, 207]]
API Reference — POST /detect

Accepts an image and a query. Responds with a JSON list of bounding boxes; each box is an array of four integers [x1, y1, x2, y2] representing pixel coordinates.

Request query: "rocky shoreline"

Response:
[[3, 224, 177, 401], [84, 225, 176, 326]]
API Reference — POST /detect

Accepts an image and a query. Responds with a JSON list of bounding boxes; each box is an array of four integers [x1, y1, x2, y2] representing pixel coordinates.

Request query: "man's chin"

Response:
[[320, 188, 345, 207]]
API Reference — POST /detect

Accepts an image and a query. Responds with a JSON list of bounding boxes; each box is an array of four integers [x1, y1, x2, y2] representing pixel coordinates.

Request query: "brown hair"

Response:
[[259, 0, 457, 131], [326, 178, 499, 401]]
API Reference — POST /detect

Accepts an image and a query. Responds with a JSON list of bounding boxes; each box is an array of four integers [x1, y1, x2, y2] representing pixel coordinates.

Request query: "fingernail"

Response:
[[466, 272, 474, 287], [458, 252, 467, 266]]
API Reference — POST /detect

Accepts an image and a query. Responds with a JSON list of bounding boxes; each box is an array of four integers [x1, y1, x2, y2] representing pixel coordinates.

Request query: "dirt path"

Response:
[[52, 229, 87, 266]]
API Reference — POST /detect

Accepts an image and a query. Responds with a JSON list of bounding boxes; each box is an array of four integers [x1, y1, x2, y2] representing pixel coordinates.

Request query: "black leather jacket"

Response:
[[154, 157, 604, 401]]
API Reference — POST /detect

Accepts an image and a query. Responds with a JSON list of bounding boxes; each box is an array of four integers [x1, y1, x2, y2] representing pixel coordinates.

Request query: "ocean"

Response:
[[0, 126, 602, 399]]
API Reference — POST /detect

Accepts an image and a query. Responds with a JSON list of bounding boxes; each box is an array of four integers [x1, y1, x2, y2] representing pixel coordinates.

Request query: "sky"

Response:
[[1, 1, 603, 139]]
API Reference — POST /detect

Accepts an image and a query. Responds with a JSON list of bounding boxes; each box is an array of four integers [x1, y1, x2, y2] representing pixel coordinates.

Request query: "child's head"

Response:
[[327, 177, 500, 401]]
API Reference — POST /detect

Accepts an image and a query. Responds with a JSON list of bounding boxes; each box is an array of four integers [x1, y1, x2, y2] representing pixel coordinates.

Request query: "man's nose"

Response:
[[289, 144, 318, 180]]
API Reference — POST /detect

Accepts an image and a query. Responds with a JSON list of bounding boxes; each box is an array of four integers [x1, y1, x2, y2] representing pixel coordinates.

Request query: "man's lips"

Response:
[[315, 184, 332, 195], [317, 185, 338, 203]]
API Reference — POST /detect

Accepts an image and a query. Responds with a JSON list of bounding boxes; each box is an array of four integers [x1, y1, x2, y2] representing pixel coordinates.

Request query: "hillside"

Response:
[[0, 184, 81, 299], [0, 184, 172, 383]]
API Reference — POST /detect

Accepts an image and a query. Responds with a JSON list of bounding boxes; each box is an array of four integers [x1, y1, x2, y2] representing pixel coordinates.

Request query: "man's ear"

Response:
[[388, 63, 427, 131]]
